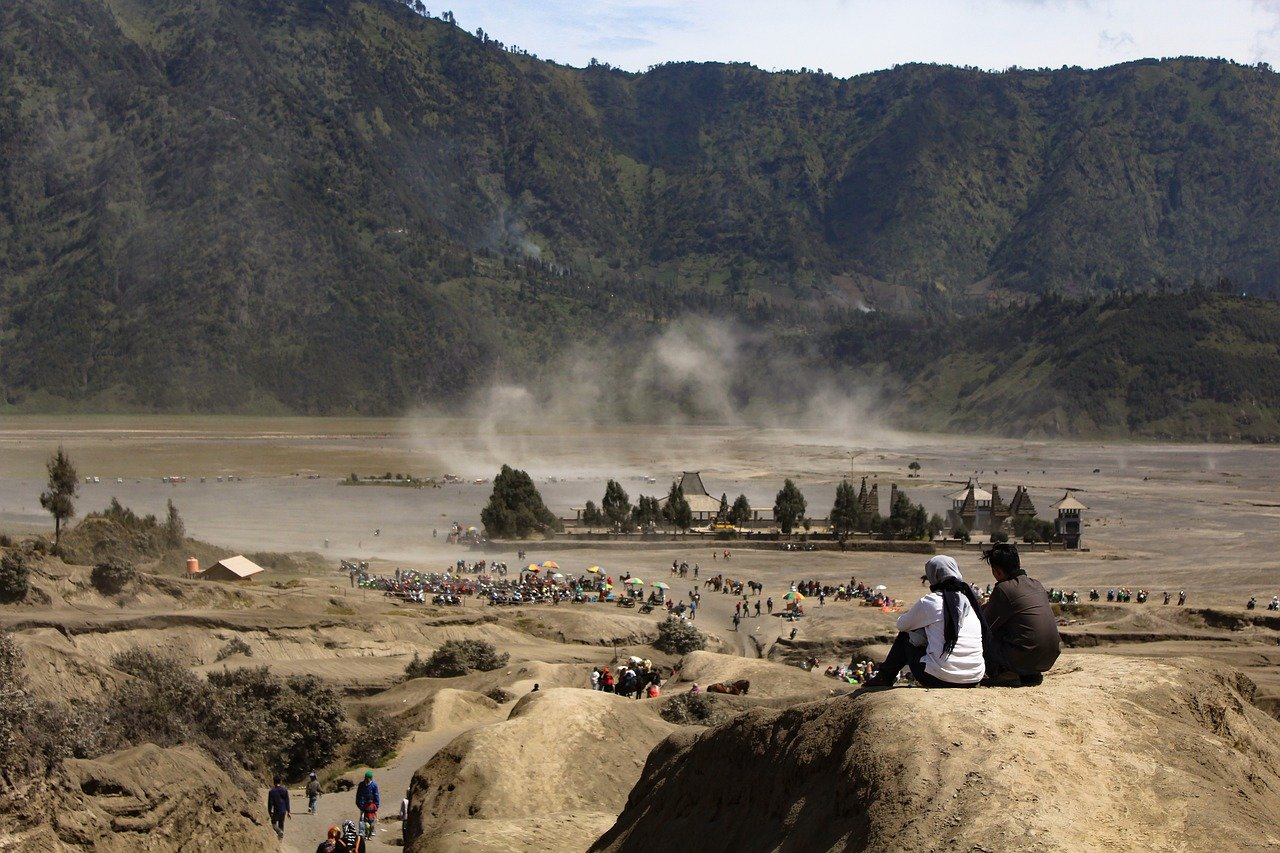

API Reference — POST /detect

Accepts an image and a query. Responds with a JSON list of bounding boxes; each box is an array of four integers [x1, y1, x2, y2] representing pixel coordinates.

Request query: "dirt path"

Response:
[[277, 722, 475, 852]]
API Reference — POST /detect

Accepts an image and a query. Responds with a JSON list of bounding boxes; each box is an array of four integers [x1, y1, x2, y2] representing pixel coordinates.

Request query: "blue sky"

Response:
[[430, 1, 1280, 75]]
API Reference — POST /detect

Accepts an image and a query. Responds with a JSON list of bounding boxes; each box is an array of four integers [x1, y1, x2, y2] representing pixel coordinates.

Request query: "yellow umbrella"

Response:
[[527, 563, 541, 572], [586, 565, 602, 574], [542, 560, 560, 570]]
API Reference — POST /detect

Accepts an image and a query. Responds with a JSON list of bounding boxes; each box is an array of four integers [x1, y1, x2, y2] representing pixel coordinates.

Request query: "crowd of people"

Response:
[[824, 660, 880, 685], [590, 657, 665, 698]]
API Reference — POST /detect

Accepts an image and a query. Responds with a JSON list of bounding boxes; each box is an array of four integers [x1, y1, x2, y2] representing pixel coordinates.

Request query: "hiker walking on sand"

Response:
[[732, 612, 740, 631], [306, 771, 321, 815], [336, 820, 366, 853], [267, 777, 290, 840], [356, 770, 380, 839], [317, 826, 340, 853]]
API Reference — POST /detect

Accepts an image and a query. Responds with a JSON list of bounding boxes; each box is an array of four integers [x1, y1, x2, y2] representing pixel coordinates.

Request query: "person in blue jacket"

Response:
[[355, 770, 380, 839]]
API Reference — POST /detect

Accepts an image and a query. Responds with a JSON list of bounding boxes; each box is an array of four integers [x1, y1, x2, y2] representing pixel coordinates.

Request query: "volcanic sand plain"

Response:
[[3, 415, 1280, 851]]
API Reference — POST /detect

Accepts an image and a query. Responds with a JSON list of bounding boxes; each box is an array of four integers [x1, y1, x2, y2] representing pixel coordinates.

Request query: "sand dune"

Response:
[[593, 654, 1280, 852], [405, 688, 680, 852], [672, 650, 832, 699]]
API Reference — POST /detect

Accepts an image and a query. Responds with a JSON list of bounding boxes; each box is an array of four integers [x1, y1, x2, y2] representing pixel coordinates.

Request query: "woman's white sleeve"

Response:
[[895, 596, 938, 632]]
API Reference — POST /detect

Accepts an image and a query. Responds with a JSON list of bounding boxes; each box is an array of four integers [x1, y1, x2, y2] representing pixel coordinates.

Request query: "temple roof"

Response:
[[946, 483, 992, 502], [1051, 492, 1088, 511]]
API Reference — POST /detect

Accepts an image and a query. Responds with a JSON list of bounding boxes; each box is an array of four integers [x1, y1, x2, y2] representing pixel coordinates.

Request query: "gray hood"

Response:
[[924, 555, 963, 587]]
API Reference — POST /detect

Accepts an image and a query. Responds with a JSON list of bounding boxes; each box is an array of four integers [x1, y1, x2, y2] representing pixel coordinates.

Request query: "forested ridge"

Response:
[[2, 0, 1280, 437], [829, 288, 1280, 441]]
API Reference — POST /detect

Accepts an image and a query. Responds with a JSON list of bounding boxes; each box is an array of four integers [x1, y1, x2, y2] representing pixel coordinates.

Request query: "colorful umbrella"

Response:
[[586, 566, 602, 574], [542, 560, 560, 570], [626, 577, 644, 586], [783, 591, 805, 601], [652, 581, 670, 590]]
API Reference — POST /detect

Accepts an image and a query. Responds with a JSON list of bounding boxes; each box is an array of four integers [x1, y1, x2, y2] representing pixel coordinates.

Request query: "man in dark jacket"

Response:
[[981, 543, 1060, 686], [267, 777, 290, 840]]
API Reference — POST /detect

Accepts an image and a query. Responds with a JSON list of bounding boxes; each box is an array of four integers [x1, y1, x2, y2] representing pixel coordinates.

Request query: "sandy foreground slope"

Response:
[[5, 543, 1280, 850], [7, 548, 1280, 845]]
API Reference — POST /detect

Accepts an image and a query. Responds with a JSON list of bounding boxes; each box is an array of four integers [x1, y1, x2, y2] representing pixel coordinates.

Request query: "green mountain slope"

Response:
[[2, 0, 1280, 426], [830, 289, 1280, 440]]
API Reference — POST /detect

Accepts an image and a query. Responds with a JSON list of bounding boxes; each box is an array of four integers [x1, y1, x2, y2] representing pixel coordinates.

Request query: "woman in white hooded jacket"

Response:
[[865, 555, 988, 687]]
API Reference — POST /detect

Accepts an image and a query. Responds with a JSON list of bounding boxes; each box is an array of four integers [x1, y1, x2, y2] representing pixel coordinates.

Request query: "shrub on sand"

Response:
[[654, 618, 706, 655], [405, 640, 510, 679], [660, 692, 719, 725]]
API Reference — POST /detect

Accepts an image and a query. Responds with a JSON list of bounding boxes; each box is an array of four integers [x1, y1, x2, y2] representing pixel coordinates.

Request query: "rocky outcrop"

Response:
[[14, 744, 274, 851]]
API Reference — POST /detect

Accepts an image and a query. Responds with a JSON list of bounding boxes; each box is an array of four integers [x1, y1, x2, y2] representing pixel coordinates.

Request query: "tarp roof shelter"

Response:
[[202, 555, 265, 581]]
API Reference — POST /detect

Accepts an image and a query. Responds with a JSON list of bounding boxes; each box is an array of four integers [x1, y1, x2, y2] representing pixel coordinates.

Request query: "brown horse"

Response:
[[706, 679, 750, 696]]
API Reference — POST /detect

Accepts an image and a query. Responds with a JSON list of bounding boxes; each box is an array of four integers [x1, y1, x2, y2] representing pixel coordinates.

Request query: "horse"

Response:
[[747, 580, 763, 596], [706, 679, 750, 696]]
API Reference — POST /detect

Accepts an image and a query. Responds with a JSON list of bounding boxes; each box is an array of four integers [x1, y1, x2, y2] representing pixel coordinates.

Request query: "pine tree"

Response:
[[164, 500, 185, 548], [773, 479, 807, 535], [663, 482, 692, 531], [39, 447, 78, 552], [601, 480, 632, 530], [480, 465, 562, 538], [830, 479, 861, 538]]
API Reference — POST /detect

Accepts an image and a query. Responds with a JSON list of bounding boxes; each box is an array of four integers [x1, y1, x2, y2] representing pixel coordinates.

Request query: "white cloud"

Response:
[[1099, 29, 1136, 51], [436, 0, 1280, 74]]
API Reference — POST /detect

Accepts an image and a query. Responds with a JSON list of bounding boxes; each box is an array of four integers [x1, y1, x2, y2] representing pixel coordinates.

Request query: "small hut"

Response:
[[201, 555, 265, 582], [1051, 493, 1088, 549]]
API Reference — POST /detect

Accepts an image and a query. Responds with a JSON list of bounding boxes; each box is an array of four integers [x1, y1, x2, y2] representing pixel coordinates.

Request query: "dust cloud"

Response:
[[407, 317, 903, 477]]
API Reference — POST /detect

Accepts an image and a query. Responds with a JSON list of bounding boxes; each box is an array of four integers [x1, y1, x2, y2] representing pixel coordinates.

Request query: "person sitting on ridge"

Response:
[[980, 543, 1060, 687], [863, 555, 987, 689]]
